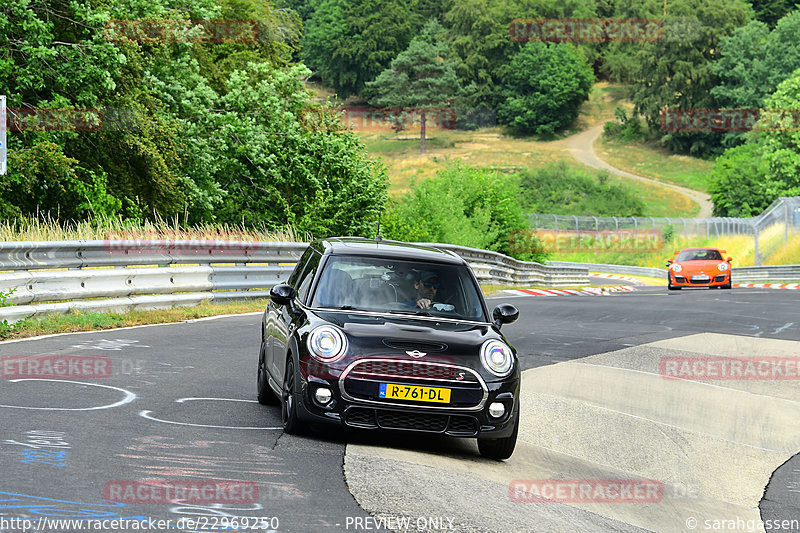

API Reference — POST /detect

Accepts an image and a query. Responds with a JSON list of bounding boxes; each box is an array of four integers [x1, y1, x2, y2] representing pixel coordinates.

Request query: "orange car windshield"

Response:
[[677, 250, 722, 261]]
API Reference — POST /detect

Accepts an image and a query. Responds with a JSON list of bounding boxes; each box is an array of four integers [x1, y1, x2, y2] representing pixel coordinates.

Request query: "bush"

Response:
[[709, 143, 772, 217], [602, 107, 645, 143], [517, 162, 645, 216], [497, 42, 594, 136], [382, 162, 532, 258]]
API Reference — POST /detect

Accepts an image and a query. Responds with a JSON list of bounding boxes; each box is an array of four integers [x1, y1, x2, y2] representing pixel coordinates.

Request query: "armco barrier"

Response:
[[546, 260, 800, 283], [0, 240, 589, 324]]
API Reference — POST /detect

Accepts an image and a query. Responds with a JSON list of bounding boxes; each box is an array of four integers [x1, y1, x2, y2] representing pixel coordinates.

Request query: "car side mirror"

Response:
[[666, 259, 673, 264], [727, 257, 733, 262], [270, 283, 296, 306], [492, 304, 519, 328]]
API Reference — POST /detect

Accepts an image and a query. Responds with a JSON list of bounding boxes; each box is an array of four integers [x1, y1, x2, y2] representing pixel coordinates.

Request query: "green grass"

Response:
[[596, 138, 714, 193], [0, 214, 304, 242], [0, 299, 269, 340]]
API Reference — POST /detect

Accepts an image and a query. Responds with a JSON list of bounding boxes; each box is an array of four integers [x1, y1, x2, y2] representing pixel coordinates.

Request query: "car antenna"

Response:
[[375, 203, 383, 241]]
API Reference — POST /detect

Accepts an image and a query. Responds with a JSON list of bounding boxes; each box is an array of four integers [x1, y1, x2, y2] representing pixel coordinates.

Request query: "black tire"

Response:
[[281, 357, 302, 434], [721, 282, 732, 289], [668, 282, 680, 291], [257, 340, 279, 405], [478, 409, 519, 461]]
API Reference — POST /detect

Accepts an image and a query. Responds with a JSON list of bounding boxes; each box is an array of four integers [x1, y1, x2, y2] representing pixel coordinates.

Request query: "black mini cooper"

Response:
[[257, 237, 521, 460]]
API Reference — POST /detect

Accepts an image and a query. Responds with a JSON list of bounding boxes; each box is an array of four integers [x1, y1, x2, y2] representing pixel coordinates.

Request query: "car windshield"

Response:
[[310, 255, 487, 321], [677, 249, 723, 261]]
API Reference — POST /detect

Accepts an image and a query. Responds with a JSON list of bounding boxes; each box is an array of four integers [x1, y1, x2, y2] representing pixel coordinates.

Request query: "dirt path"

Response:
[[559, 124, 713, 217]]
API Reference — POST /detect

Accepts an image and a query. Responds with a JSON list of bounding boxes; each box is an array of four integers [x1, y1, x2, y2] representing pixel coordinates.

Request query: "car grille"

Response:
[[674, 276, 685, 283], [689, 278, 710, 284], [340, 358, 486, 410], [345, 407, 479, 436], [714, 275, 726, 282]]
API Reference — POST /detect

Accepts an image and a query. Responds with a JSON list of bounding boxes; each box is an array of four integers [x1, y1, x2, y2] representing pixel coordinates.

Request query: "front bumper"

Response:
[[670, 272, 730, 287], [296, 357, 519, 438]]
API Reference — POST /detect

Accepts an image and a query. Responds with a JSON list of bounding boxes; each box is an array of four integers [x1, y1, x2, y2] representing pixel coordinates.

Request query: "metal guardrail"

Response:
[[0, 240, 589, 324], [546, 261, 800, 283], [546, 261, 667, 279], [529, 196, 800, 266]]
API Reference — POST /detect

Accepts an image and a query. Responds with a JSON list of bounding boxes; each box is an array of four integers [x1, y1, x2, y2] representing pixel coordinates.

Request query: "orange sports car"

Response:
[[666, 248, 732, 290]]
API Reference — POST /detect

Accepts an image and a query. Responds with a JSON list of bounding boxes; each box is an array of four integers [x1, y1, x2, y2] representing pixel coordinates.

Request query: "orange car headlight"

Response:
[[717, 263, 729, 272], [672, 264, 682, 273]]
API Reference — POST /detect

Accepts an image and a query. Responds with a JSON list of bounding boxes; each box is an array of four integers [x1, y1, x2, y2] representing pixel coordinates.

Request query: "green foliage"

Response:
[[516, 162, 646, 216], [750, 0, 798, 27], [760, 68, 800, 199], [710, 11, 800, 147], [366, 19, 461, 153], [0, 288, 16, 339], [662, 224, 675, 244], [497, 42, 594, 136], [302, 0, 418, 97], [382, 162, 527, 256], [708, 143, 772, 216], [619, 0, 753, 156], [211, 63, 388, 235], [1, 0, 385, 237], [3, 143, 121, 220], [602, 106, 645, 142], [443, 0, 596, 113]]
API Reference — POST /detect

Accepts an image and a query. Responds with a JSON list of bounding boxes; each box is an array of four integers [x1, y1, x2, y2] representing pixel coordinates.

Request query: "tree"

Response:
[[750, 0, 797, 27], [366, 20, 461, 153], [211, 63, 388, 236], [301, 0, 418, 98], [443, 0, 596, 114], [709, 68, 800, 216], [760, 68, 800, 199], [622, 0, 753, 155], [708, 143, 771, 216], [496, 42, 594, 136]]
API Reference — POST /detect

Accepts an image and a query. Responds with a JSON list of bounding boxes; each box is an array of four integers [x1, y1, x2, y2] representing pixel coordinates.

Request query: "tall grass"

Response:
[[0, 214, 307, 243]]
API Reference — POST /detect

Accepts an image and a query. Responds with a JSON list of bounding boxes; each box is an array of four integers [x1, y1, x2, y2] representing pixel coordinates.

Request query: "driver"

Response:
[[413, 271, 440, 310]]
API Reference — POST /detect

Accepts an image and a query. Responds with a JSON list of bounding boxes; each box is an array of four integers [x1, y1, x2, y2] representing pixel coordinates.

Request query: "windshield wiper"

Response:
[[388, 309, 433, 317]]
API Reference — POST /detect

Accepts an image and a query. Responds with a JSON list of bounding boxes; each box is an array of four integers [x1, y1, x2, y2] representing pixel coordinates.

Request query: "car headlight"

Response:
[[672, 264, 682, 273], [307, 325, 347, 362], [480, 340, 514, 378], [717, 263, 728, 271]]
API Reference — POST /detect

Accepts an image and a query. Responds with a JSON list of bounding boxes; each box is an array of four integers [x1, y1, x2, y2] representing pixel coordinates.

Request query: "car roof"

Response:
[[678, 247, 723, 252], [316, 237, 466, 265]]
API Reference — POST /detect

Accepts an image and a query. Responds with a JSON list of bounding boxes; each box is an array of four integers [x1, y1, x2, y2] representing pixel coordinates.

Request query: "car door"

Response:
[[266, 248, 313, 385], [270, 250, 322, 382]]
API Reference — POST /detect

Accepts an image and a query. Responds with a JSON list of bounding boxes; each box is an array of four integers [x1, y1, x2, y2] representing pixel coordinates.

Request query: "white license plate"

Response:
[[692, 275, 709, 281]]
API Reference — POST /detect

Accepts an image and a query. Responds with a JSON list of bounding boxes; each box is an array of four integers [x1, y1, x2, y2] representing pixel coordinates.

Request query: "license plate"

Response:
[[692, 275, 709, 281], [378, 383, 451, 403]]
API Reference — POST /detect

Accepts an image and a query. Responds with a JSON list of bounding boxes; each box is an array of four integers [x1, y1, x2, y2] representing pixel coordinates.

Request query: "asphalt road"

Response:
[[0, 286, 797, 532]]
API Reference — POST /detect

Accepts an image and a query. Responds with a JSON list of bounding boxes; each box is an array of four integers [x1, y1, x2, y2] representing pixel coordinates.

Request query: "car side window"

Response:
[[296, 252, 322, 304], [287, 248, 314, 288]]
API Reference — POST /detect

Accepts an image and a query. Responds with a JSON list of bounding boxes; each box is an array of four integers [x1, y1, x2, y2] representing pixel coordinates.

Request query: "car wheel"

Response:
[[257, 340, 279, 405], [668, 282, 680, 291], [281, 357, 302, 434], [477, 409, 519, 461], [721, 281, 732, 289]]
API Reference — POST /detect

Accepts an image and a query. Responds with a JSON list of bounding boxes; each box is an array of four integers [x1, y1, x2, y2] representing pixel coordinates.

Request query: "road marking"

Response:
[[0, 379, 136, 411], [138, 410, 281, 430], [773, 322, 795, 334]]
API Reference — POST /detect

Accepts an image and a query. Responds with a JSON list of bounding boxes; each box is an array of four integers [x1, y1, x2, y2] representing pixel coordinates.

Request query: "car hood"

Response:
[[311, 310, 499, 360], [676, 260, 726, 274]]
